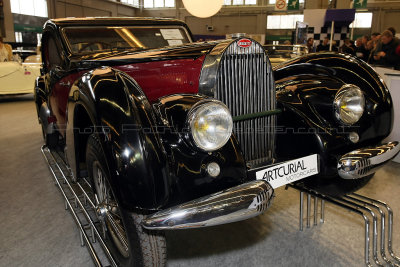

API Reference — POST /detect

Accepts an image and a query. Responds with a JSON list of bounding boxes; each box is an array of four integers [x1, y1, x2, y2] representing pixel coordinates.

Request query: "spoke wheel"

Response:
[[93, 161, 130, 258], [86, 134, 167, 267]]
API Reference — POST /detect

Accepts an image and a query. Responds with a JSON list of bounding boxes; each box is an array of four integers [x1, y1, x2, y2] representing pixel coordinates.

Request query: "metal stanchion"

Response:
[[290, 183, 400, 267]]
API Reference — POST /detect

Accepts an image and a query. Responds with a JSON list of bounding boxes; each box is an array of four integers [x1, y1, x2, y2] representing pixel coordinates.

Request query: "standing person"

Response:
[[361, 35, 370, 46], [306, 37, 315, 53], [0, 37, 12, 62], [373, 30, 400, 69], [387, 27, 396, 37], [331, 40, 339, 51], [355, 35, 370, 62], [355, 37, 363, 48], [340, 38, 355, 55], [387, 27, 399, 43], [367, 40, 377, 64], [316, 37, 330, 52], [368, 33, 381, 64], [371, 32, 381, 43]]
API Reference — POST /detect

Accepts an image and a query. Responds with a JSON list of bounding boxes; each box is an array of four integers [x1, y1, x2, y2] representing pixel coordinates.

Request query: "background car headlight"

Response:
[[188, 101, 233, 151], [334, 85, 365, 125]]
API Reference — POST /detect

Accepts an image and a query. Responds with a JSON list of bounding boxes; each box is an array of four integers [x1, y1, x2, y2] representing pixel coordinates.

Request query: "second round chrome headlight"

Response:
[[187, 100, 233, 151], [334, 85, 365, 125]]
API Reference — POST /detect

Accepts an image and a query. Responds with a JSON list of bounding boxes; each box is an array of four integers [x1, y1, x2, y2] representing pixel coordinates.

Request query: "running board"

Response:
[[291, 183, 400, 267], [41, 145, 117, 267]]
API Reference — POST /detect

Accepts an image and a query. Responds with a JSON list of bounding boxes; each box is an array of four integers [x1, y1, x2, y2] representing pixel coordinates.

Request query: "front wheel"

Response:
[[86, 134, 166, 267]]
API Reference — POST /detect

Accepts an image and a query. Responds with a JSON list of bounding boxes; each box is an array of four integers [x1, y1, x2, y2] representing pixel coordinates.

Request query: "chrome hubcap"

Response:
[[95, 203, 108, 224], [93, 161, 130, 258]]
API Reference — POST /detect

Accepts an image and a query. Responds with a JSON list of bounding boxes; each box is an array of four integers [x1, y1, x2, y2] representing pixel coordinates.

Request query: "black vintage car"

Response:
[[34, 17, 399, 266]]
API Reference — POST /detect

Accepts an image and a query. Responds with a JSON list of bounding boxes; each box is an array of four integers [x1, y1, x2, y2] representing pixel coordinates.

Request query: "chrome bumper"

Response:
[[337, 141, 400, 179], [142, 180, 274, 230]]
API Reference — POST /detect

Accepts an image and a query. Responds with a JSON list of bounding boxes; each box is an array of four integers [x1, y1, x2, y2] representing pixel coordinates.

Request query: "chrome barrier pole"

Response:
[[336, 196, 383, 267], [307, 194, 311, 228], [352, 193, 400, 265], [41, 146, 117, 267], [41, 146, 103, 267], [290, 184, 372, 266], [344, 194, 395, 266], [314, 197, 318, 226], [300, 191, 304, 231]]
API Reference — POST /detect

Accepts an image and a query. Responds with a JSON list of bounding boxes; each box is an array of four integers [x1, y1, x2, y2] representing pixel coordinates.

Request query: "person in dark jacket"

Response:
[[355, 35, 370, 62], [387, 27, 396, 37], [316, 37, 330, 52], [340, 38, 355, 55], [306, 37, 315, 53], [371, 32, 381, 42], [374, 30, 400, 69], [367, 40, 377, 64]]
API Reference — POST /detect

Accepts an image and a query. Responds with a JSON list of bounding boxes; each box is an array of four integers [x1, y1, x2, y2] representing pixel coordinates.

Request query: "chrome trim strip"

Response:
[[142, 180, 274, 230], [337, 141, 400, 179], [232, 109, 282, 122], [198, 39, 233, 96]]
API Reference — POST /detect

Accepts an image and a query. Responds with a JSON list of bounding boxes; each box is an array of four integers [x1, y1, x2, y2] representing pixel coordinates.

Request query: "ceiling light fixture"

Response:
[[182, 0, 224, 18]]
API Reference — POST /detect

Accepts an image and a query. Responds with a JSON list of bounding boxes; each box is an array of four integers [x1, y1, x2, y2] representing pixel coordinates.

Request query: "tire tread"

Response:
[[132, 213, 167, 267]]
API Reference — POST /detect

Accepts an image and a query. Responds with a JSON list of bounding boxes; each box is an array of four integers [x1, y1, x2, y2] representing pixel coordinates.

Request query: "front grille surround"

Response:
[[199, 39, 276, 168]]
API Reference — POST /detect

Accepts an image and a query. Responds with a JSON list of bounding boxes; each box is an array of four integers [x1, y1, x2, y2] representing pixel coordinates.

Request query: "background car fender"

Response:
[[66, 66, 169, 212]]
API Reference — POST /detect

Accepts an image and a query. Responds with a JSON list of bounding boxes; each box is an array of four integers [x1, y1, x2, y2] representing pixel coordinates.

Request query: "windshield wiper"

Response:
[[110, 47, 145, 53]]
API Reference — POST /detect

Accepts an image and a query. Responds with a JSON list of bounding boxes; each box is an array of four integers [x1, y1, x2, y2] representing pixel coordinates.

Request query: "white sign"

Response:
[[275, 0, 287, 11], [160, 29, 184, 40], [167, 40, 183, 46], [256, 154, 319, 189]]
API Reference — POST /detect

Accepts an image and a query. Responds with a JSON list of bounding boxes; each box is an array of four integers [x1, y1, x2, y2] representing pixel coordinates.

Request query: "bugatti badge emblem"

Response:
[[237, 38, 252, 48]]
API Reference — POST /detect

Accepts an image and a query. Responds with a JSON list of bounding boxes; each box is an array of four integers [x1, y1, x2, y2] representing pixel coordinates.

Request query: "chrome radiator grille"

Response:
[[200, 39, 276, 167]]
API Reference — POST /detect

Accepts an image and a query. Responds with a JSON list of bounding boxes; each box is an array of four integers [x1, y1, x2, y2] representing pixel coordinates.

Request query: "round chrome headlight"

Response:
[[187, 100, 233, 151], [334, 85, 365, 125]]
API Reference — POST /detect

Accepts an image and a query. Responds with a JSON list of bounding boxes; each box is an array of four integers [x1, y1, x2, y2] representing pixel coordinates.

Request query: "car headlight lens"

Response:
[[188, 101, 233, 151], [334, 85, 365, 125]]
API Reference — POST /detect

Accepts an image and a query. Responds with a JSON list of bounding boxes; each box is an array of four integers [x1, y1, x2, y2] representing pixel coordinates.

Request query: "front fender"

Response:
[[66, 67, 169, 211], [275, 53, 393, 177], [153, 94, 248, 207]]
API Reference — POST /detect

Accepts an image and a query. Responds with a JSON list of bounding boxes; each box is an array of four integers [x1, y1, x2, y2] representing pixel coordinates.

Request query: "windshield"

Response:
[[62, 26, 192, 55]]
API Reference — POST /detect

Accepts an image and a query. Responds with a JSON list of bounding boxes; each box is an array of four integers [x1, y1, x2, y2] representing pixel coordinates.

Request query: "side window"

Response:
[[43, 35, 62, 70]]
